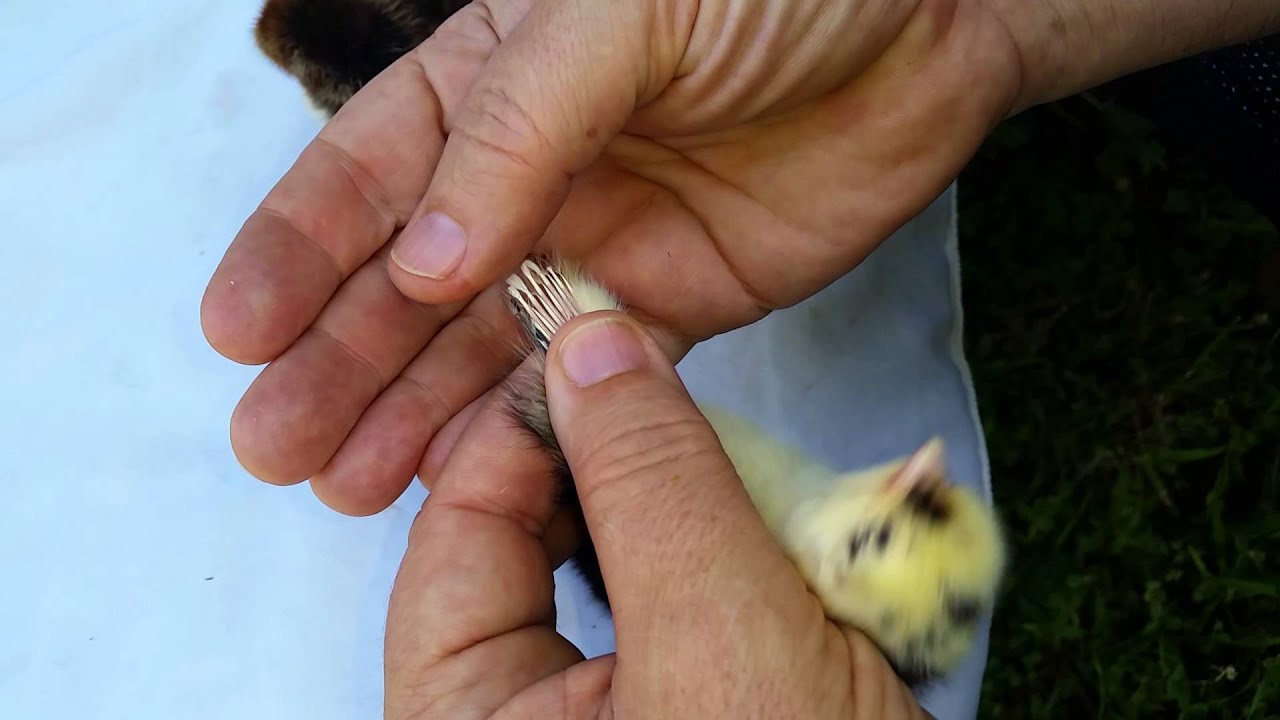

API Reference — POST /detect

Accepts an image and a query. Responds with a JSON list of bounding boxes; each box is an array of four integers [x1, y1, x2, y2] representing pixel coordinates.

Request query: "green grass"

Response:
[[958, 97, 1280, 718]]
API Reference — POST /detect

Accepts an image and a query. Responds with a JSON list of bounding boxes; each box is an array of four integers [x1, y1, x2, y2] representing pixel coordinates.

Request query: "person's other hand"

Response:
[[384, 310, 927, 719], [201, 0, 1277, 516]]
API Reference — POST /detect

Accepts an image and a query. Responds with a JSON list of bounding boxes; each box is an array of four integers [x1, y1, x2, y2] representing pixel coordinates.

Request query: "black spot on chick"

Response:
[[883, 651, 934, 689], [879, 627, 943, 689], [848, 529, 870, 558], [904, 638, 924, 665], [945, 594, 982, 627], [905, 487, 951, 522], [876, 523, 892, 551]]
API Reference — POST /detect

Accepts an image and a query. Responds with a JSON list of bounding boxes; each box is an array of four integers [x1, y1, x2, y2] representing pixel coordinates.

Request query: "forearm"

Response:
[[988, 0, 1280, 111]]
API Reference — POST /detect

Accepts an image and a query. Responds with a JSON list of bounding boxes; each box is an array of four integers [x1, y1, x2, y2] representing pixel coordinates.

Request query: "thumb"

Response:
[[543, 312, 818, 669], [388, 0, 673, 303]]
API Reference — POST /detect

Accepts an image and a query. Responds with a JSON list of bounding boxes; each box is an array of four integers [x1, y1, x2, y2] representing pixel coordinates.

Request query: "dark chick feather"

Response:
[[255, 0, 471, 115], [504, 356, 610, 609]]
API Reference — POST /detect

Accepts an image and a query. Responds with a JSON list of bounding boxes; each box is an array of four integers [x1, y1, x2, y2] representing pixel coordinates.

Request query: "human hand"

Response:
[[384, 310, 927, 719], [201, 0, 1279, 516]]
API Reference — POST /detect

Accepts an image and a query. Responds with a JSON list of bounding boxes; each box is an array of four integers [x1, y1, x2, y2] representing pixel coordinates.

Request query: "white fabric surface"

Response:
[[0, 2, 993, 718]]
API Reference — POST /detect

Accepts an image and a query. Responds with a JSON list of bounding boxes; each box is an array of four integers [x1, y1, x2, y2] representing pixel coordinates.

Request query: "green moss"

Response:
[[959, 96, 1280, 718]]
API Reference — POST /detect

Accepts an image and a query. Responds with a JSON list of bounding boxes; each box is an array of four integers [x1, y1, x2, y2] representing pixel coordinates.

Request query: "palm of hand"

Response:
[[201, 0, 1019, 516]]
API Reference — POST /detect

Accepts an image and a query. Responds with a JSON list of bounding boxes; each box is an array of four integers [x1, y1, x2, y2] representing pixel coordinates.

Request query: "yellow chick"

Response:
[[504, 256, 1007, 686], [701, 405, 1006, 684]]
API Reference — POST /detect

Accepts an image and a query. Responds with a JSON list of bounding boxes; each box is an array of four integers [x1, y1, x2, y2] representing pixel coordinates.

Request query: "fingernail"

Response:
[[559, 318, 648, 387], [392, 212, 467, 279]]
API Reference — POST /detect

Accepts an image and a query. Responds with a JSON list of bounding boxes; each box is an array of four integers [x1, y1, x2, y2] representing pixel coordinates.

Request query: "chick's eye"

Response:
[[876, 523, 892, 550], [848, 530, 869, 558]]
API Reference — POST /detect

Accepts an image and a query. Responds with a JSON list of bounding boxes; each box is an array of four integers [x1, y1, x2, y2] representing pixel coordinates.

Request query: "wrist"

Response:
[[984, 0, 1280, 112]]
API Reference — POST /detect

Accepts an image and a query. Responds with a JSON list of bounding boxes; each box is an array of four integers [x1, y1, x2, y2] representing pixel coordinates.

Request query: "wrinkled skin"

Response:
[[201, 0, 1022, 517], [386, 310, 930, 718]]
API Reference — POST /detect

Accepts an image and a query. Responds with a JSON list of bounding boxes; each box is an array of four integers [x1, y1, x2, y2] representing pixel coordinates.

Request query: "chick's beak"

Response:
[[885, 436, 948, 498]]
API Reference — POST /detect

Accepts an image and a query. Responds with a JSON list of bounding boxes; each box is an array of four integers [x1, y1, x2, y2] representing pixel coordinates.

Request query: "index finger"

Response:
[[200, 3, 526, 364], [201, 62, 431, 364]]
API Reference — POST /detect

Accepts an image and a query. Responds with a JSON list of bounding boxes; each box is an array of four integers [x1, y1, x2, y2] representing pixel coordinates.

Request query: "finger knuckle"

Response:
[[449, 309, 516, 368], [456, 86, 549, 175], [575, 414, 723, 511]]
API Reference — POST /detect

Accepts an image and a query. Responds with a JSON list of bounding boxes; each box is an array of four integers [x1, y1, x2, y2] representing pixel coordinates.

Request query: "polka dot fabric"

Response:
[[1199, 35, 1280, 148], [1109, 33, 1280, 224]]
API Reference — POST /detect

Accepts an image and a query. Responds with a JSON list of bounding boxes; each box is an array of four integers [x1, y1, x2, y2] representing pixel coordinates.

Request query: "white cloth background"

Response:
[[0, 2, 994, 718]]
